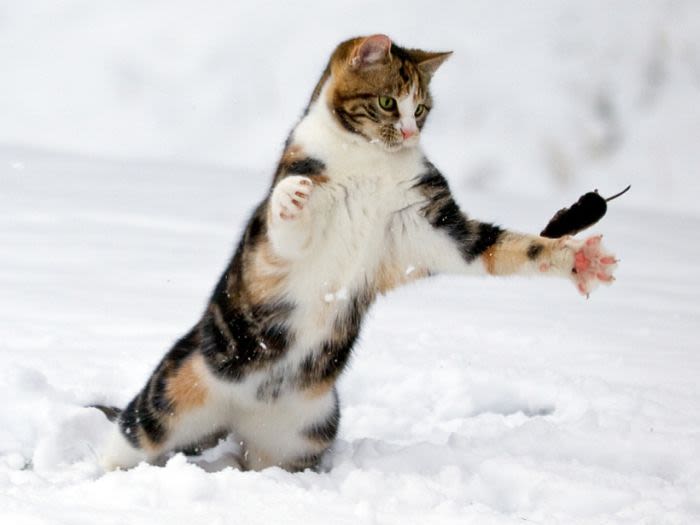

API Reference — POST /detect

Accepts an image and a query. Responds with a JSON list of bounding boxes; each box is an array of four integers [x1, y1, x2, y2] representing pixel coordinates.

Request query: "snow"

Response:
[[325, 288, 350, 303], [2, 1, 700, 214], [2, 145, 699, 523], [2, 1, 700, 523]]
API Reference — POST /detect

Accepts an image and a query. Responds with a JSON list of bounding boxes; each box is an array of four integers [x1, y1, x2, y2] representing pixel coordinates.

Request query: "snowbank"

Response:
[[1, 147, 699, 523]]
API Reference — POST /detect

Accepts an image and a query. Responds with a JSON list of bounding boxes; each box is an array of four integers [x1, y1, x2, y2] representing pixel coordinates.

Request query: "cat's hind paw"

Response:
[[271, 176, 313, 222], [569, 235, 618, 297], [99, 426, 148, 472]]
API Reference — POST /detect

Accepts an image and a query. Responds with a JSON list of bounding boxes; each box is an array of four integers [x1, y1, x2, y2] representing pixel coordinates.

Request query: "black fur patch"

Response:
[[201, 307, 257, 381], [118, 398, 142, 448], [390, 43, 411, 62], [138, 410, 167, 445], [335, 108, 361, 135], [414, 162, 449, 192], [90, 405, 121, 422], [244, 202, 268, 244], [414, 161, 503, 262], [149, 370, 172, 413], [298, 290, 372, 389], [527, 243, 544, 260], [286, 452, 324, 472], [137, 387, 167, 445], [470, 222, 504, 258], [118, 391, 167, 448], [256, 371, 285, 402], [202, 300, 293, 383], [287, 158, 325, 176], [200, 203, 296, 382], [304, 396, 340, 443], [251, 300, 294, 331]]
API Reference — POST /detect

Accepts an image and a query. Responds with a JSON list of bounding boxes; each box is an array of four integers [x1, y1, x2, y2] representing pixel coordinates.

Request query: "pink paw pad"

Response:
[[570, 235, 617, 297]]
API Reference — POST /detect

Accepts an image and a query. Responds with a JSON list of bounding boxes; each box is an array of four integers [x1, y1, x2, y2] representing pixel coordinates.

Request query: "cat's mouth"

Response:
[[380, 136, 419, 152], [375, 130, 419, 152]]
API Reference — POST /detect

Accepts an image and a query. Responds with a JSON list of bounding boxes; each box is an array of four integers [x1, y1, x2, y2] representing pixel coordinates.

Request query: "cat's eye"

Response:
[[414, 104, 427, 117], [378, 96, 396, 111]]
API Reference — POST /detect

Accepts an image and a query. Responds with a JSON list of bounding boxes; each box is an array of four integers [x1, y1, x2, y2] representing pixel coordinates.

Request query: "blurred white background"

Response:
[[2, 4, 700, 522], [2, 0, 699, 211]]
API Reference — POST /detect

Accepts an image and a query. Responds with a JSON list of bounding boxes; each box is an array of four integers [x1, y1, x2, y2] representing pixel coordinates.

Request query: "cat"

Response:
[[96, 34, 617, 472]]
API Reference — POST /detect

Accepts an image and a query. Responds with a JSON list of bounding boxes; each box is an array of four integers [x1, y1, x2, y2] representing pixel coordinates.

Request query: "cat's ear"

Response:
[[350, 34, 392, 68], [411, 50, 453, 78]]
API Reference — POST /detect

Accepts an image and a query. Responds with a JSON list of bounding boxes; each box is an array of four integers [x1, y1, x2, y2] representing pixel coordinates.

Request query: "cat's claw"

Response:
[[567, 235, 618, 296], [271, 176, 314, 221]]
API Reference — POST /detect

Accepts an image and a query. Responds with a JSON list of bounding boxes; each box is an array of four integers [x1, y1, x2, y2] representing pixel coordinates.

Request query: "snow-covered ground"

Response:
[[1, 145, 699, 524], [2, 1, 700, 523]]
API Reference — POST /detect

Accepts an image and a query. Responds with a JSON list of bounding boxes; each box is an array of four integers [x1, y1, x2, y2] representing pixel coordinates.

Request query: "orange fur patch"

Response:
[[482, 248, 498, 275], [303, 380, 334, 399], [482, 234, 555, 275], [246, 239, 289, 304], [166, 355, 208, 411], [310, 174, 330, 185], [281, 144, 303, 166], [375, 260, 428, 295]]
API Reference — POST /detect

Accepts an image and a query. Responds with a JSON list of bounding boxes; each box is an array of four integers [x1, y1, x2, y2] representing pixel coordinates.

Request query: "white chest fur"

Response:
[[280, 88, 427, 354]]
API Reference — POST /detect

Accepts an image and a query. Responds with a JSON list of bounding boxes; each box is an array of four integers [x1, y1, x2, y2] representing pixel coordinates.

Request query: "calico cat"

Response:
[[98, 34, 617, 472]]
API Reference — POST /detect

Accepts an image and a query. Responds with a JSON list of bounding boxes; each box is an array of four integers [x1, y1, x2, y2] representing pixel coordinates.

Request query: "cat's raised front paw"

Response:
[[271, 176, 314, 222], [568, 235, 618, 297]]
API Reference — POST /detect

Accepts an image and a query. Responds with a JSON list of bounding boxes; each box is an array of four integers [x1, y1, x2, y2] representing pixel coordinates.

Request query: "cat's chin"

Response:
[[373, 139, 418, 153]]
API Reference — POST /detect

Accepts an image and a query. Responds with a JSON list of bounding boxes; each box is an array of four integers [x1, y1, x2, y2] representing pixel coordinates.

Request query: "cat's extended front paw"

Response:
[[567, 235, 618, 297], [271, 176, 314, 222]]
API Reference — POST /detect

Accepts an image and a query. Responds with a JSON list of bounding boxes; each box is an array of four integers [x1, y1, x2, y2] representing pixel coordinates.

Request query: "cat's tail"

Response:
[[89, 404, 122, 422]]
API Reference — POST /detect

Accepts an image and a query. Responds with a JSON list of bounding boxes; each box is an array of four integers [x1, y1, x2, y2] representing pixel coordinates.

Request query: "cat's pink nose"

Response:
[[401, 128, 416, 140]]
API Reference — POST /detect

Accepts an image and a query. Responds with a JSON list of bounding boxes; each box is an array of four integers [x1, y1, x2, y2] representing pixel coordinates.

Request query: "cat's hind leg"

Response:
[[237, 387, 340, 472], [100, 339, 229, 471]]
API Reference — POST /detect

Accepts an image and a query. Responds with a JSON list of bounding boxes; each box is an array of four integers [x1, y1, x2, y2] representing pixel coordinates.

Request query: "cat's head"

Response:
[[319, 34, 451, 152]]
